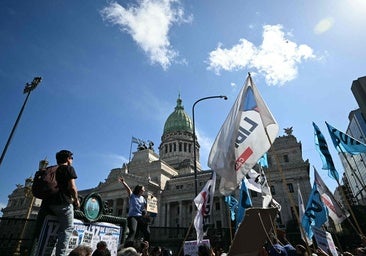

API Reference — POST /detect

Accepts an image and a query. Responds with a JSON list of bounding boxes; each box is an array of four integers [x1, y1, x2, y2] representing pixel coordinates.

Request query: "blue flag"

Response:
[[313, 122, 339, 181], [326, 121, 366, 155], [225, 195, 238, 221], [236, 179, 252, 229], [302, 181, 328, 241], [258, 153, 268, 168]]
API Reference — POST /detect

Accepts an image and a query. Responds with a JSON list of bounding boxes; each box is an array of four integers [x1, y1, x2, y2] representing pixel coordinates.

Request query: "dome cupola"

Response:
[[163, 95, 193, 135]]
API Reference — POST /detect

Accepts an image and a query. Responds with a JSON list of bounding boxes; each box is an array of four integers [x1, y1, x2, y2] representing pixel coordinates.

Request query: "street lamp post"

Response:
[[192, 95, 227, 196], [0, 77, 42, 168]]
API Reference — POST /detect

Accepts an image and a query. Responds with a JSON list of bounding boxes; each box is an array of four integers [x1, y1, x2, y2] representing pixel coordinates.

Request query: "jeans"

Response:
[[36, 203, 74, 256], [126, 216, 150, 243]]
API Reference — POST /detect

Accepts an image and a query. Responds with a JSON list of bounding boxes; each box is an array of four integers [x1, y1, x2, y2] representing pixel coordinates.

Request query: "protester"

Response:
[[119, 177, 150, 244], [68, 245, 93, 256], [117, 247, 140, 256], [36, 150, 80, 256], [150, 246, 162, 256], [198, 244, 214, 256], [295, 244, 308, 256], [268, 238, 288, 256], [92, 241, 111, 256]]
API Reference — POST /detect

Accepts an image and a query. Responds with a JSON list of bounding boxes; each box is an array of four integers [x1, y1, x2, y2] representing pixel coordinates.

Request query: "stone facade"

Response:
[[0, 96, 312, 245]]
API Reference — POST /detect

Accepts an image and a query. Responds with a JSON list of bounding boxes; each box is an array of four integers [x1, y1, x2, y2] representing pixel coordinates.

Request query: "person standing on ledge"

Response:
[[118, 177, 150, 245], [35, 150, 80, 256]]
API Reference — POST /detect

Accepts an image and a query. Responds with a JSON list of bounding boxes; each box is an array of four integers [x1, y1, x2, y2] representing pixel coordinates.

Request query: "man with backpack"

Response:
[[34, 149, 80, 256]]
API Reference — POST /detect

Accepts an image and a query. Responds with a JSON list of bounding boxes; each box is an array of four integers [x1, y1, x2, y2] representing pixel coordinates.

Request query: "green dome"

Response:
[[163, 96, 193, 134]]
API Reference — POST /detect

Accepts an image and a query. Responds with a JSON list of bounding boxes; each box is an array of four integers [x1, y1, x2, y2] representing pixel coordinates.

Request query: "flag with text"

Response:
[[298, 184, 313, 245], [225, 195, 238, 221], [326, 121, 366, 155], [208, 74, 279, 195], [194, 172, 216, 244], [302, 181, 328, 241]]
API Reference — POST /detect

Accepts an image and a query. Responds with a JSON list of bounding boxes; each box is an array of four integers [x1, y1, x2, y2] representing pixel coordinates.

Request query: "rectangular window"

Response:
[[215, 202, 220, 210], [287, 183, 294, 193], [283, 154, 289, 162]]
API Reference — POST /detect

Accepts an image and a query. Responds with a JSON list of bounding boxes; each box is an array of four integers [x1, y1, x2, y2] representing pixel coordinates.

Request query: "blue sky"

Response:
[[1, 0, 365, 215]]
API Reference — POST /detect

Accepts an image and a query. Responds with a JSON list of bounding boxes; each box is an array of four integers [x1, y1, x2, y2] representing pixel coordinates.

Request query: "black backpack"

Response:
[[32, 165, 59, 199]]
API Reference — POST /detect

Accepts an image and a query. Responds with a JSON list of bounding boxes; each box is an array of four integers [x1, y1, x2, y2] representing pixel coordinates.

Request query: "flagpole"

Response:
[[129, 137, 133, 163], [247, 73, 312, 254], [177, 221, 194, 256], [228, 209, 233, 242], [333, 170, 364, 236]]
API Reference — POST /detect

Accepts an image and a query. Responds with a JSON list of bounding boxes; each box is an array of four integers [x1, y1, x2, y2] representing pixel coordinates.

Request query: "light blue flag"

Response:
[[236, 179, 252, 229], [313, 122, 339, 181], [301, 182, 328, 241], [258, 153, 268, 168], [132, 136, 141, 144], [326, 121, 366, 155], [225, 195, 238, 221]]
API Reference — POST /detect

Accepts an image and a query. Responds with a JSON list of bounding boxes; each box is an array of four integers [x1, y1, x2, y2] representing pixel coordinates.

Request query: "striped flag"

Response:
[[208, 74, 279, 195], [313, 122, 339, 182], [132, 136, 141, 144]]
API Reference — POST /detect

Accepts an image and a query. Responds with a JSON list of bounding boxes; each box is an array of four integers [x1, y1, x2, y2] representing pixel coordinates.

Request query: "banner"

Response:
[[312, 226, 338, 256], [35, 216, 122, 256], [184, 239, 211, 256]]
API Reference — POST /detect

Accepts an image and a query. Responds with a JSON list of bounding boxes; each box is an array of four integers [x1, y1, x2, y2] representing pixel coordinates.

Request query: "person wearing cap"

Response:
[[35, 149, 80, 256]]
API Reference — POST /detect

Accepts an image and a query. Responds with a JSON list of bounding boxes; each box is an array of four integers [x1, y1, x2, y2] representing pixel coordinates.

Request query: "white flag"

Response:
[[194, 172, 216, 244], [245, 169, 263, 193], [208, 74, 279, 195], [244, 168, 275, 209]]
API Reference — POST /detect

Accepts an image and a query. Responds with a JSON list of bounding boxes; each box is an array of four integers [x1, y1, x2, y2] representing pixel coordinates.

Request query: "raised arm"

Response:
[[118, 177, 132, 196]]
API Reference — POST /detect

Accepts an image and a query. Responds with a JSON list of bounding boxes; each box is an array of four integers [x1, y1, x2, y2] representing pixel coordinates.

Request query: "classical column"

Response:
[[166, 203, 170, 227], [179, 201, 183, 227]]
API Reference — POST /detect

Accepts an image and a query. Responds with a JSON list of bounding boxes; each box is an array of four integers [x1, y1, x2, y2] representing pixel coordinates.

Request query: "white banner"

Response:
[[35, 216, 122, 256]]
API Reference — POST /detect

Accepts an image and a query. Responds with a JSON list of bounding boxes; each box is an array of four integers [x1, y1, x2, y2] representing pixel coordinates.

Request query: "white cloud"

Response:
[[100, 0, 192, 70], [207, 24, 316, 86], [314, 17, 334, 35]]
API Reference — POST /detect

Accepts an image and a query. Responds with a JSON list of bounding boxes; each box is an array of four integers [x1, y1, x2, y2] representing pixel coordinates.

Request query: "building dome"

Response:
[[163, 96, 193, 134]]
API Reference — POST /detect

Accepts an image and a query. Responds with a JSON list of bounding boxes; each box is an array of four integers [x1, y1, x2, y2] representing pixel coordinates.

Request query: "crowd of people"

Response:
[[64, 237, 366, 256], [32, 150, 366, 256]]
